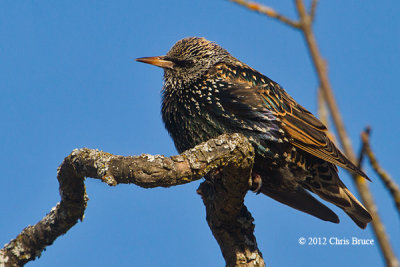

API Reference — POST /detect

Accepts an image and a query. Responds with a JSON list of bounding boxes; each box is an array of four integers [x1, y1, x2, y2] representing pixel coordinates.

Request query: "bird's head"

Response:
[[136, 37, 231, 87]]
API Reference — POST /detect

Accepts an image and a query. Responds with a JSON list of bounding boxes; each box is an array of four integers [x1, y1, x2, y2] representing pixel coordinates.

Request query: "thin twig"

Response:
[[317, 87, 328, 126], [357, 127, 399, 267], [294, 1, 399, 266], [231, 0, 399, 266], [361, 128, 400, 214], [310, 0, 319, 22], [317, 87, 336, 143], [357, 127, 371, 169], [230, 0, 301, 28], [295, 0, 354, 159]]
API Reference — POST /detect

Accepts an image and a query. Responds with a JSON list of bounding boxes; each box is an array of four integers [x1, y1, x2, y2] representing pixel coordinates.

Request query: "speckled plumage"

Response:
[[136, 37, 372, 229]]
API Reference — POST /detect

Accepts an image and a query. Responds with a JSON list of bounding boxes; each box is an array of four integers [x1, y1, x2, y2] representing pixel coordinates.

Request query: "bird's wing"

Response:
[[211, 62, 368, 179], [256, 81, 370, 180], [214, 64, 369, 180]]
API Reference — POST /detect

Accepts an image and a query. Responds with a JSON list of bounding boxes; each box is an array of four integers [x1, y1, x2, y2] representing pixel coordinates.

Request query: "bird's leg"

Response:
[[251, 173, 263, 194]]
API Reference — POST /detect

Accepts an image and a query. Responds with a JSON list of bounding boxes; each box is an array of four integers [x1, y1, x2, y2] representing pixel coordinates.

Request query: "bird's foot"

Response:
[[251, 173, 262, 194]]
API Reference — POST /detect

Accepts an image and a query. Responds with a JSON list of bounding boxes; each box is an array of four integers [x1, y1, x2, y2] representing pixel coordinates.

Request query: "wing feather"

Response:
[[260, 84, 369, 179], [212, 62, 369, 180]]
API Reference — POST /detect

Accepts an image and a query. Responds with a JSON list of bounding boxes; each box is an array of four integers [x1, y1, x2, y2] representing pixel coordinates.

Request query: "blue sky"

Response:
[[1, 1, 399, 266]]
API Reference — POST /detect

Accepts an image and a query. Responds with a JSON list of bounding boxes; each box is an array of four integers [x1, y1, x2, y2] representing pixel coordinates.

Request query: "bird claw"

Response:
[[251, 173, 263, 194]]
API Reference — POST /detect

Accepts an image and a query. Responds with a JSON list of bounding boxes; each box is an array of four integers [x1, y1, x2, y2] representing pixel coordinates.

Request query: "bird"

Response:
[[136, 37, 372, 229]]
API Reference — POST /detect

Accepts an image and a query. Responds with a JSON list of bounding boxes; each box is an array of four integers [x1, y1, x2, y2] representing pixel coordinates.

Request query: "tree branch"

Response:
[[230, 0, 301, 28], [294, 2, 399, 266], [310, 0, 319, 23], [361, 128, 400, 215], [317, 87, 336, 143], [197, 143, 264, 266], [231, 0, 399, 266], [356, 128, 399, 267], [0, 133, 262, 267]]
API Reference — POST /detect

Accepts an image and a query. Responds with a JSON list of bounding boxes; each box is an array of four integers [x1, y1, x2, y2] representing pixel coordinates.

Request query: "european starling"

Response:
[[136, 37, 372, 229]]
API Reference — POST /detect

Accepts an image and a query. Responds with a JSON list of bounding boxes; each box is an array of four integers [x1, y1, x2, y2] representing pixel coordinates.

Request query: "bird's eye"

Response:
[[173, 59, 194, 68]]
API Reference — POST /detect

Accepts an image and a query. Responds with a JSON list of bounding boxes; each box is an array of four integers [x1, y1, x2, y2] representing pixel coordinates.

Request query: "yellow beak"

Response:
[[136, 56, 175, 69]]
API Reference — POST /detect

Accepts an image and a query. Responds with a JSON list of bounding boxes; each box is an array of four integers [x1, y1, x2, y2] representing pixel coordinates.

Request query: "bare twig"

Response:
[[295, 0, 354, 159], [230, 0, 301, 28], [317, 87, 336, 143], [0, 134, 262, 267], [361, 128, 400, 214], [231, 0, 399, 266], [310, 0, 319, 22], [317, 87, 328, 126], [294, 1, 399, 266], [356, 128, 399, 267], [357, 127, 371, 169]]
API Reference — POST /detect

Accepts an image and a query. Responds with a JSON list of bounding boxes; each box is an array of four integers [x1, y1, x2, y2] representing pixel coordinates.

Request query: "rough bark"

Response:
[[0, 133, 263, 267]]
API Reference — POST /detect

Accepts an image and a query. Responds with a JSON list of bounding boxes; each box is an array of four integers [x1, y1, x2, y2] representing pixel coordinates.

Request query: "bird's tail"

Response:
[[338, 182, 372, 229], [304, 163, 372, 229]]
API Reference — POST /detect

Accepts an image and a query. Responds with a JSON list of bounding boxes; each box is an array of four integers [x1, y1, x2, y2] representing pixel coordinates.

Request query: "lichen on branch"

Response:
[[0, 133, 262, 267]]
